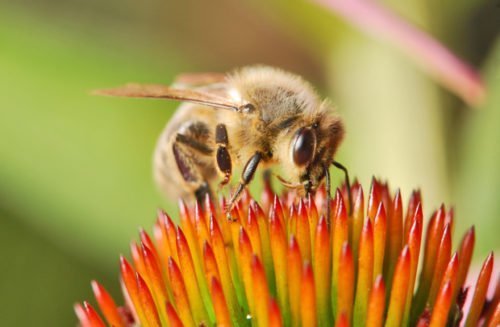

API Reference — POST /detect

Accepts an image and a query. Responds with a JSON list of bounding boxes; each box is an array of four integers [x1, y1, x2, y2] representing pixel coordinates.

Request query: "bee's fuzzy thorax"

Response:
[[228, 66, 321, 122]]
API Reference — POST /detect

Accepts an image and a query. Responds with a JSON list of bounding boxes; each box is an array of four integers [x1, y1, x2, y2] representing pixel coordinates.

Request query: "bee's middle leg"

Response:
[[175, 133, 212, 155], [173, 134, 214, 204]]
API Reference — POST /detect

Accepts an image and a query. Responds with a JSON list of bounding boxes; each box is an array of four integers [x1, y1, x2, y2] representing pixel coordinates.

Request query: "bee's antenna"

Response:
[[332, 161, 353, 216]]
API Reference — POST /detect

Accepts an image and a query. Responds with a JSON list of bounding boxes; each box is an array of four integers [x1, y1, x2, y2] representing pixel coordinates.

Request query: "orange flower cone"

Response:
[[76, 178, 499, 326]]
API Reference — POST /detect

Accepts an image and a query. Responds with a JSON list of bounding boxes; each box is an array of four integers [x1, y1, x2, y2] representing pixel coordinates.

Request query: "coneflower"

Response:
[[75, 179, 499, 326]]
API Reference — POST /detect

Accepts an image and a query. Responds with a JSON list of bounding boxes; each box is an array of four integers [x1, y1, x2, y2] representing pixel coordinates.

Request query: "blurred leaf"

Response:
[[455, 39, 500, 256]]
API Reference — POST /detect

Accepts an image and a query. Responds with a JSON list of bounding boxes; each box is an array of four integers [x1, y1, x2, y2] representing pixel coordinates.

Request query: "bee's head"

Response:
[[277, 110, 344, 195]]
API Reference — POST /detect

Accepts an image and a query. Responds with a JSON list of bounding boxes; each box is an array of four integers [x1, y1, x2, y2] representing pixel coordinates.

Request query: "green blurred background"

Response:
[[0, 0, 498, 325]]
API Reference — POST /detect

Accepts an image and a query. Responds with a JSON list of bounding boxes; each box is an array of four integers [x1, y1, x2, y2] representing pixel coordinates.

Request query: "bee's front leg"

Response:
[[226, 152, 262, 216], [215, 124, 232, 188]]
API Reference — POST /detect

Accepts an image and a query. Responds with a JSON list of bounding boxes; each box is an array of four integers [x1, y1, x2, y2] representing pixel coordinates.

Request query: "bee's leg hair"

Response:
[[332, 161, 352, 215], [215, 124, 232, 187], [226, 152, 262, 216]]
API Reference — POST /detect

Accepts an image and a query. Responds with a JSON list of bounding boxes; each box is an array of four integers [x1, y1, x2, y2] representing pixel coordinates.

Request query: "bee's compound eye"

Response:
[[292, 128, 316, 166]]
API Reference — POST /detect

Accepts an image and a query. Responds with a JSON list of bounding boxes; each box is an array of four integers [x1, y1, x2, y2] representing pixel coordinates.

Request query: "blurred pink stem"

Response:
[[313, 0, 485, 107]]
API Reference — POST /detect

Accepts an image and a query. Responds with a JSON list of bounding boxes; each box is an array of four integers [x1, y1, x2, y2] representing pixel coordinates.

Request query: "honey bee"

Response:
[[96, 66, 351, 213]]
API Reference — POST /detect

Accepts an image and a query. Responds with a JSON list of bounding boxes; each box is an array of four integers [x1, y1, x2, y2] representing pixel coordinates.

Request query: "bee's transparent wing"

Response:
[[93, 83, 241, 111]]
